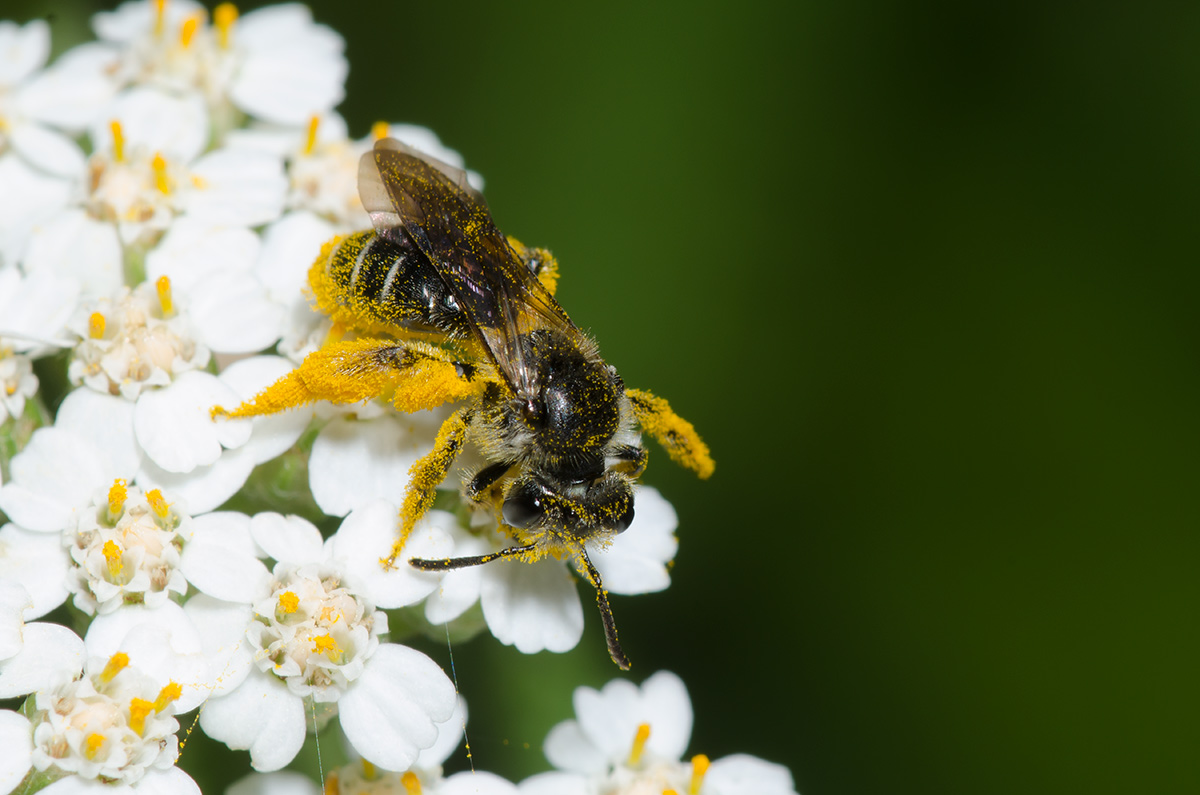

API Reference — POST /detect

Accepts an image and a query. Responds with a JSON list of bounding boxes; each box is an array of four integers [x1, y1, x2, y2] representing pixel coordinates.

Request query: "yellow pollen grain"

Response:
[[89, 312, 106, 339], [400, 772, 421, 794], [153, 0, 166, 36], [371, 121, 390, 140], [277, 591, 299, 614], [155, 276, 173, 316], [214, 3, 238, 48], [628, 722, 651, 766], [102, 540, 124, 578], [154, 681, 182, 711], [107, 478, 128, 518], [129, 697, 153, 735], [151, 152, 170, 194], [689, 754, 710, 795], [360, 759, 377, 780], [84, 732, 105, 759], [312, 634, 341, 657], [109, 120, 125, 162], [146, 488, 171, 519], [179, 14, 200, 48], [99, 651, 129, 683], [303, 114, 320, 155]]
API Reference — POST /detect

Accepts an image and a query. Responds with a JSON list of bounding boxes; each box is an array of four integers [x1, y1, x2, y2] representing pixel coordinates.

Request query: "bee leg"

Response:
[[507, 235, 560, 295], [212, 338, 481, 419], [611, 444, 648, 478], [409, 542, 538, 571], [465, 461, 514, 503], [384, 408, 472, 569], [575, 547, 631, 670], [625, 388, 715, 479]]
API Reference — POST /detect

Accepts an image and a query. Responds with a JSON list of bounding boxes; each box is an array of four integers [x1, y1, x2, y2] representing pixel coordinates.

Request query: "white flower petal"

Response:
[[440, 772, 518, 795], [516, 772, 590, 795], [14, 43, 120, 131], [136, 443, 257, 514], [39, 778, 126, 795], [182, 594, 254, 698], [183, 148, 286, 227], [0, 711, 32, 795], [480, 558, 584, 655], [227, 771, 320, 795], [0, 524, 69, 618], [127, 768, 201, 795], [146, 220, 261, 293], [91, 88, 208, 163], [0, 582, 31, 659], [134, 372, 250, 473], [706, 754, 798, 795], [415, 695, 467, 771], [589, 486, 677, 595], [338, 644, 456, 772], [309, 416, 423, 517], [328, 501, 450, 608], [0, 19, 48, 85], [249, 512, 324, 565], [218, 356, 312, 465], [54, 388, 141, 476], [0, 622, 83, 698], [423, 530, 489, 625], [188, 270, 284, 354], [91, 617, 209, 713], [0, 427, 114, 531], [200, 669, 305, 772], [8, 122, 86, 179], [255, 211, 335, 303], [22, 208, 123, 297], [637, 671, 693, 761], [180, 512, 270, 604], [542, 719, 609, 776]]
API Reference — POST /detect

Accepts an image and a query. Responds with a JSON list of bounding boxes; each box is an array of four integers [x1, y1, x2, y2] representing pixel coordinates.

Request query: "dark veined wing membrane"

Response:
[[359, 138, 576, 398]]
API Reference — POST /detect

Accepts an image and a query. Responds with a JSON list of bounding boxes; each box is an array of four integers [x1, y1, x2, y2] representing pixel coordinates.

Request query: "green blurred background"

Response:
[[10, 1, 1200, 793]]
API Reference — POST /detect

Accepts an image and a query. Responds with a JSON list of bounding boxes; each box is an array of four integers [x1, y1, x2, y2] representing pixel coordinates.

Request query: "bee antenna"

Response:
[[578, 547, 631, 671]]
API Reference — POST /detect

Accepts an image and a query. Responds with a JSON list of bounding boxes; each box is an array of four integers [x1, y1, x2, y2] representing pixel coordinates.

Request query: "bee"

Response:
[[218, 138, 713, 668]]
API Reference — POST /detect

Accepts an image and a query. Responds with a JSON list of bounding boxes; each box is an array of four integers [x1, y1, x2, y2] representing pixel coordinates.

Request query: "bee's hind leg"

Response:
[[212, 338, 481, 419]]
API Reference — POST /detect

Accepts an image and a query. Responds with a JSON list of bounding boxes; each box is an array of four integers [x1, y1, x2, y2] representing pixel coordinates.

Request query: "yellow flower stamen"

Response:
[[99, 652, 129, 683], [664, 791, 680, 795], [323, 772, 340, 795], [629, 722, 651, 765], [151, 152, 170, 194], [371, 121, 390, 140], [155, 276, 173, 317], [102, 540, 124, 578], [278, 591, 299, 614], [153, 0, 167, 37], [84, 732, 105, 759], [312, 634, 341, 658], [688, 754, 710, 795], [154, 681, 182, 712], [146, 488, 171, 519], [214, 3, 238, 49], [129, 697, 153, 735], [400, 772, 421, 794], [107, 478, 127, 520], [89, 312, 106, 339], [110, 120, 125, 162], [360, 759, 377, 780], [179, 14, 200, 48], [303, 114, 320, 156]]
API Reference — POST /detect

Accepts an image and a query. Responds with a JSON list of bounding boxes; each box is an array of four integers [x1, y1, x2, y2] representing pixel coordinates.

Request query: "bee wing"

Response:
[[360, 138, 576, 398]]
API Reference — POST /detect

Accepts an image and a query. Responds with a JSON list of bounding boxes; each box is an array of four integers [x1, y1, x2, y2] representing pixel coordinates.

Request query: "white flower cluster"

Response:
[[0, 2, 755, 794]]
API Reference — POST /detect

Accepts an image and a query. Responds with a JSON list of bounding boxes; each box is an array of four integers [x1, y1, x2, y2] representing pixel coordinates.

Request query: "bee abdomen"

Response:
[[319, 230, 471, 338]]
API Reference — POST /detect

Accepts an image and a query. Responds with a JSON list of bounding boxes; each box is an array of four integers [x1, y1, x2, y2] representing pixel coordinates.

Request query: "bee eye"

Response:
[[503, 481, 545, 529]]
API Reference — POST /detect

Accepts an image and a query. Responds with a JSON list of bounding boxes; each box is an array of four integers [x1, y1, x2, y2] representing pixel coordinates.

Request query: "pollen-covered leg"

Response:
[[384, 408, 471, 568], [212, 338, 481, 419], [625, 388, 715, 479], [508, 235, 560, 295]]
